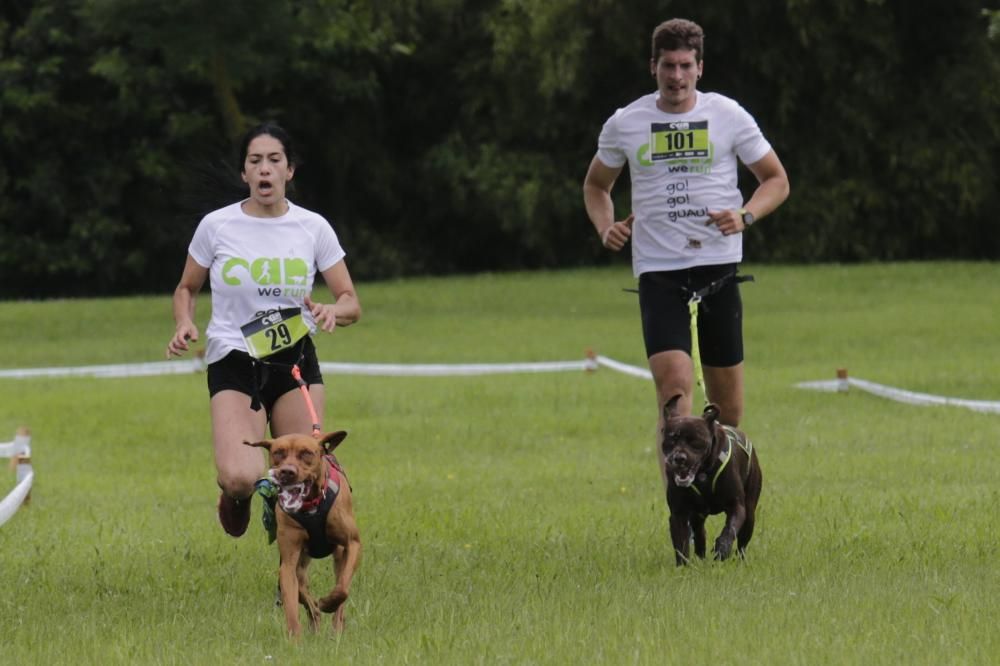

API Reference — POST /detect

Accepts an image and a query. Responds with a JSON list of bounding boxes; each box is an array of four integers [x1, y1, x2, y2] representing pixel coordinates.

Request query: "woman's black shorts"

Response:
[[638, 263, 744, 367], [207, 336, 323, 417]]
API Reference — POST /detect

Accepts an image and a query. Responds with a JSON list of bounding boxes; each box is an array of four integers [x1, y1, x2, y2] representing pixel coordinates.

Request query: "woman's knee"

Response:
[[216, 468, 260, 499]]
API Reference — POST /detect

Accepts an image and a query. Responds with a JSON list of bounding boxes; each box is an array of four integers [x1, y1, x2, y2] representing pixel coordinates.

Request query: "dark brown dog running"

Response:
[[245, 431, 361, 636], [660, 395, 762, 566]]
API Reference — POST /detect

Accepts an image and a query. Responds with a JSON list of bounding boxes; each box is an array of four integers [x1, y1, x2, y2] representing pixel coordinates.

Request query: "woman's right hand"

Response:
[[166, 323, 199, 359]]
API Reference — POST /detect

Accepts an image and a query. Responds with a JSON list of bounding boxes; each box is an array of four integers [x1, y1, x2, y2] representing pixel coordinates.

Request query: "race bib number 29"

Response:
[[240, 308, 309, 359]]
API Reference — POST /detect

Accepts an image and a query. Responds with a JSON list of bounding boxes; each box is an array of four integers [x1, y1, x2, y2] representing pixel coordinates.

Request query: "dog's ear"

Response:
[[701, 404, 724, 457], [244, 439, 272, 451], [320, 430, 348, 454], [663, 394, 684, 421], [702, 403, 720, 427]]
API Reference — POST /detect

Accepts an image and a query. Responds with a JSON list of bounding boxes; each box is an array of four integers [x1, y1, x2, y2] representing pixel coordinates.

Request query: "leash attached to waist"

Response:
[[686, 272, 753, 407], [241, 307, 320, 433], [685, 271, 754, 304], [624, 271, 752, 406], [290, 363, 321, 437], [250, 346, 321, 436], [243, 308, 339, 544]]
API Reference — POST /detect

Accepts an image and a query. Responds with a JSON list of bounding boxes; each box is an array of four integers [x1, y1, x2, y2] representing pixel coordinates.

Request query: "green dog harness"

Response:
[[689, 425, 753, 497]]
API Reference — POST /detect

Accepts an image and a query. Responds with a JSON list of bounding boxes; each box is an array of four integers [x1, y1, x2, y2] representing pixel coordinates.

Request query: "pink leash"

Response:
[[290, 364, 321, 438]]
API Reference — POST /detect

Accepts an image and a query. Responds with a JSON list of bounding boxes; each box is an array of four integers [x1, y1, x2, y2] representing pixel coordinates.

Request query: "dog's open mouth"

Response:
[[278, 481, 313, 512], [673, 470, 697, 487], [268, 470, 314, 512]]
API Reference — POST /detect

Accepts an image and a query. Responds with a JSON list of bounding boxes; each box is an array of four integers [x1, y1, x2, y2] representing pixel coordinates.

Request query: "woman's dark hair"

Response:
[[179, 121, 300, 220], [238, 121, 299, 171]]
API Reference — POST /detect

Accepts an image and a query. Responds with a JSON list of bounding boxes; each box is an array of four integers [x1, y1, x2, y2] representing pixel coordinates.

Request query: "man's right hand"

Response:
[[601, 213, 635, 251]]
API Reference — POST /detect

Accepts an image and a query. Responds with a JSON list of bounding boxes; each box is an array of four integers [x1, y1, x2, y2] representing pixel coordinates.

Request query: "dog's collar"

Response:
[[298, 458, 331, 513]]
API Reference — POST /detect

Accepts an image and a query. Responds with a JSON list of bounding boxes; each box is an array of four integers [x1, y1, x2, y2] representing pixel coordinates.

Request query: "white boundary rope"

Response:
[[0, 355, 631, 379], [592, 355, 653, 379], [796, 376, 1000, 414], [0, 428, 33, 528], [0, 359, 206, 379], [3, 357, 996, 414], [320, 359, 598, 376]]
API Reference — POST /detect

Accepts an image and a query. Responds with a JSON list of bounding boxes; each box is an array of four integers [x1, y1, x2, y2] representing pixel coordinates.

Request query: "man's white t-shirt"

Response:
[[596, 91, 772, 276], [188, 200, 346, 364]]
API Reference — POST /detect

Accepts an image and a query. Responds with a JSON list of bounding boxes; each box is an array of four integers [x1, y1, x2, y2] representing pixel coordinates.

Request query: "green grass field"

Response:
[[1, 262, 998, 665]]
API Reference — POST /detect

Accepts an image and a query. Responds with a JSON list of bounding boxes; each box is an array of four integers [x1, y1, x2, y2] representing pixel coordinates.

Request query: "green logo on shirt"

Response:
[[221, 257, 309, 296]]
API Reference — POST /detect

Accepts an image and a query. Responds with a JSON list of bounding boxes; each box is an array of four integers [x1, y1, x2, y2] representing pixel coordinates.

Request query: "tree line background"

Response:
[[2, 0, 999, 298]]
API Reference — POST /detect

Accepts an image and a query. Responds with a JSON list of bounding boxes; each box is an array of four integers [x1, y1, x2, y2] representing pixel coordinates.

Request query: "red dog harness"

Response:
[[280, 455, 347, 559]]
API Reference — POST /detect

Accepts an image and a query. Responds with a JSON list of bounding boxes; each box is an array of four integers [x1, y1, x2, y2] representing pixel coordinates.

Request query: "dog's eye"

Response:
[[272, 450, 287, 462], [300, 451, 315, 463]]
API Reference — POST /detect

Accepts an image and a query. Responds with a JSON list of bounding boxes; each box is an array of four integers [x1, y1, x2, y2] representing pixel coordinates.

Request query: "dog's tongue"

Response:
[[278, 481, 312, 512], [674, 471, 696, 487]]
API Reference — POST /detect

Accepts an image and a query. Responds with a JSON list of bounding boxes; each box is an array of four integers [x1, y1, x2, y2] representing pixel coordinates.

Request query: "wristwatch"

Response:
[[738, 208, 755, 228]]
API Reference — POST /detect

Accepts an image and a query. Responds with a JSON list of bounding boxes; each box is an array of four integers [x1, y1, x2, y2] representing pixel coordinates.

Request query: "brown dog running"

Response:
[[660, 395, 762, 566], [245, 431, 361, 636]]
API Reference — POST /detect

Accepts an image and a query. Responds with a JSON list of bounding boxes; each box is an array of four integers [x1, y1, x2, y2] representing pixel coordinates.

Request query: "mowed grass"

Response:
[[0, 262, 998, 665]]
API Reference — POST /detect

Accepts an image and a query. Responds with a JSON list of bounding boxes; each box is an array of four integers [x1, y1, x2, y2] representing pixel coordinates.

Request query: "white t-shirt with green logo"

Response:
[[188, 200, 346, 364], [596, 91, 772, 276]]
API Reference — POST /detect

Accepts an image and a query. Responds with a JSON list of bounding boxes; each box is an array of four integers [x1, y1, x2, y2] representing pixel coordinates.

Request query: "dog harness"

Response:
[[255, 455, 346, 558], [688, 425, 753, 497], [286, 455, 345, 559]]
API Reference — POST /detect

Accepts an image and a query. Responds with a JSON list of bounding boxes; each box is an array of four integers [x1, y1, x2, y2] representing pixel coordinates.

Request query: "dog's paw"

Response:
[[713, 536, 734, 561], [319, 590, 348, 613]]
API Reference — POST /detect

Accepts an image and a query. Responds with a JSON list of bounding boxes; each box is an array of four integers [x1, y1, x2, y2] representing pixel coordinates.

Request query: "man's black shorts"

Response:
[[638, 263, 744, 367], [207, 337, 324, 417]]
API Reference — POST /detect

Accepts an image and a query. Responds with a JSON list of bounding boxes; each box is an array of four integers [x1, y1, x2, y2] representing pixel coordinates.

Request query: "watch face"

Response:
[[742, 211, 754, 226]]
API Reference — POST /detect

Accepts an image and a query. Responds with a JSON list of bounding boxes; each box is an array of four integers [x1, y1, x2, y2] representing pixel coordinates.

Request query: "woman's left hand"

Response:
[[305, 295, 338, 333]]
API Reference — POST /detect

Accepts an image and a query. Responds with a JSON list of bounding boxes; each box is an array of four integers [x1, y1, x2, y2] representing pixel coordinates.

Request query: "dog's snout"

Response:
[[276, 466, 298, 483], [670, 451, 687, 464]]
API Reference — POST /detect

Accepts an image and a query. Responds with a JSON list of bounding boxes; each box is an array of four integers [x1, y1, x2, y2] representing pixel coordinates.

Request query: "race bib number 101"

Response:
[[649, 121, 710, 161], [240, 308, 309, 359]]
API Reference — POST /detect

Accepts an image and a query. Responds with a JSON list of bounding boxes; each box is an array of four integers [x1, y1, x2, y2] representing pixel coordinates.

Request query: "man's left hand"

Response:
[[705, 210, 746, 236]]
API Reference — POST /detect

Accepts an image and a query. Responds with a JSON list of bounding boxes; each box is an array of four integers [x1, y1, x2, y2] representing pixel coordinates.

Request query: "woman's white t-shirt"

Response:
[[596, 91, 772, 275], [188, 200, 346, 364]]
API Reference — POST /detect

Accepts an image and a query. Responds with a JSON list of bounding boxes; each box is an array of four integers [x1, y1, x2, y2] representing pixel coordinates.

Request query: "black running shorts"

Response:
[[206, 337, 323, 417], [638, 263, 744, 367]]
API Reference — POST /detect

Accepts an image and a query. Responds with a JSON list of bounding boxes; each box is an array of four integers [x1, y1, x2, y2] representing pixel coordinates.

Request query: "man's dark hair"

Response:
[[651, 18, 705, 62]]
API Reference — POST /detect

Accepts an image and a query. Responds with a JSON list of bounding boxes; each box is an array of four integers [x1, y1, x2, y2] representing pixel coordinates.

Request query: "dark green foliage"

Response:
[[1, 0, 998, 297]]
